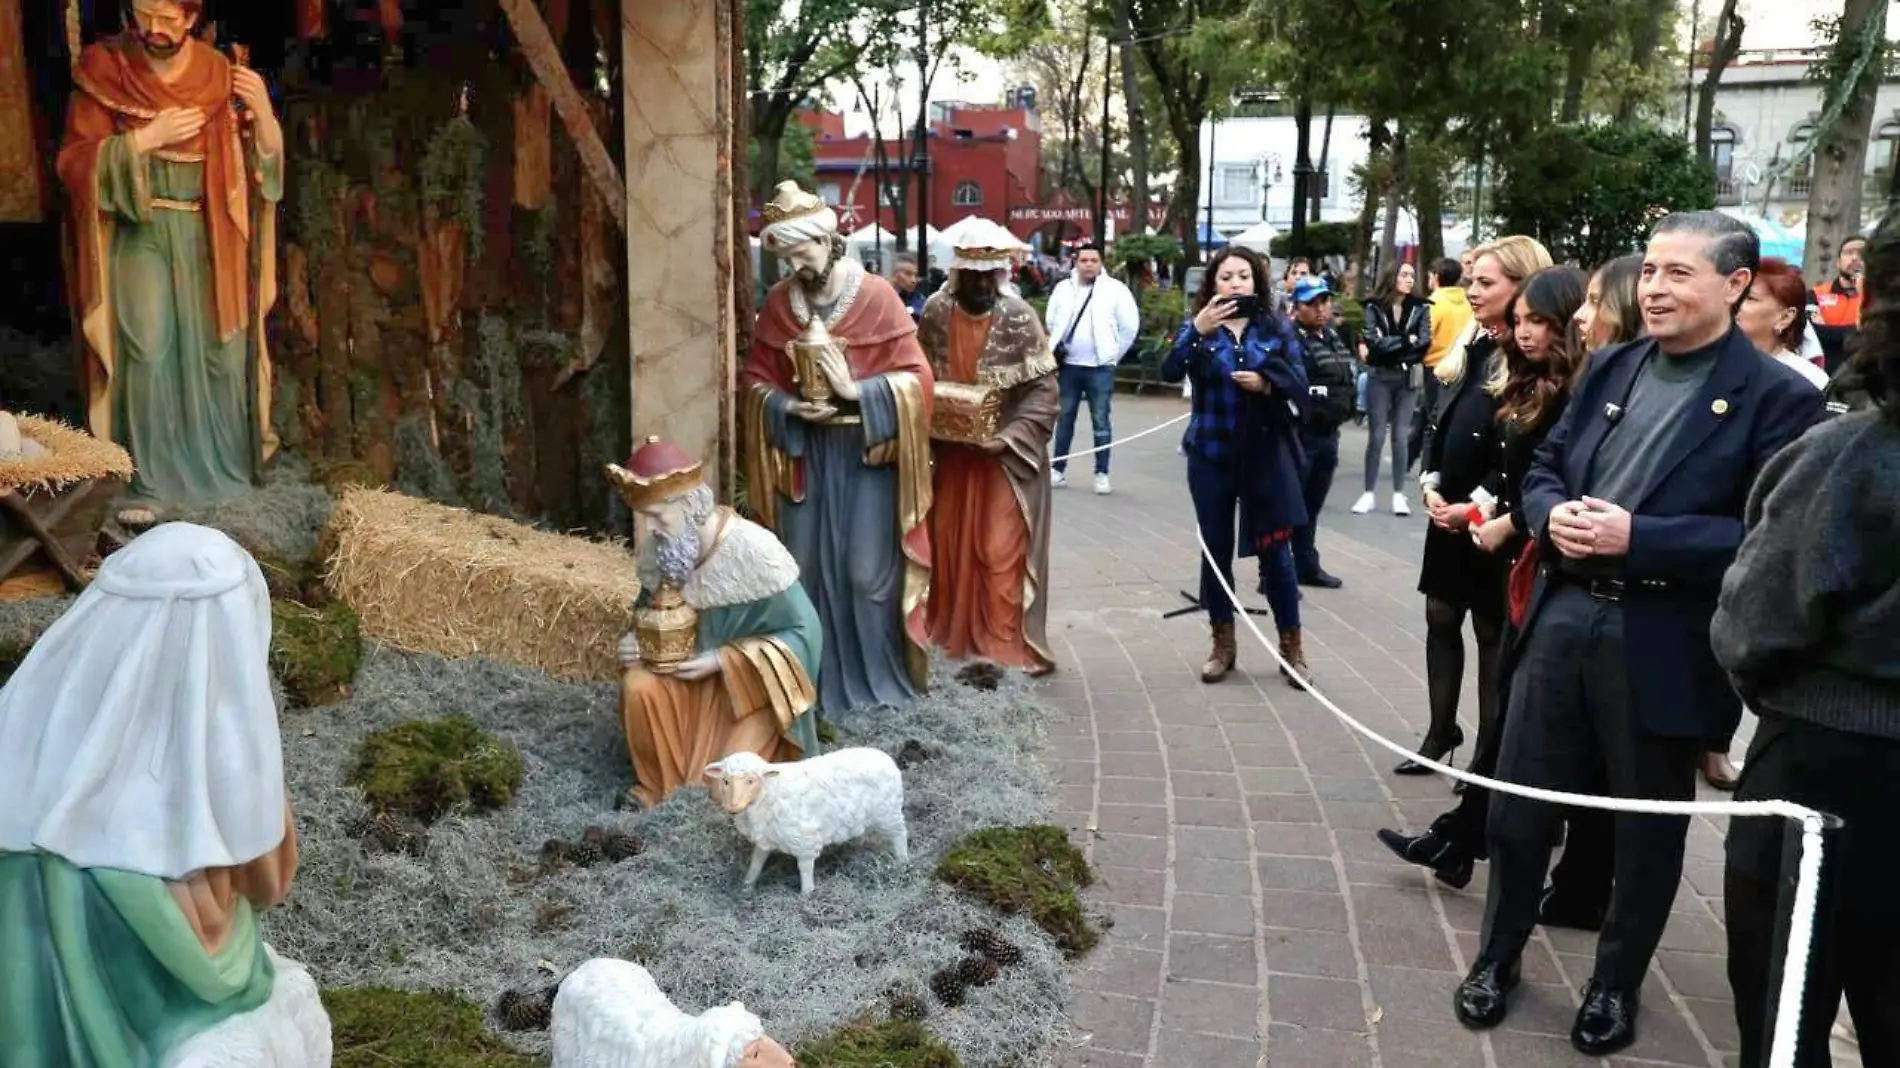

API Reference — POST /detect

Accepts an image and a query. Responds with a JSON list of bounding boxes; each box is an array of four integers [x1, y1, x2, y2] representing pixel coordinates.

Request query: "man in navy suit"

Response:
[[1451, 212, 1826, 1054]]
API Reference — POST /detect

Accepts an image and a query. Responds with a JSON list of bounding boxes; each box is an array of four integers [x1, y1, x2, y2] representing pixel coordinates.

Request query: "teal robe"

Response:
[[0, 851, 276, 1068]]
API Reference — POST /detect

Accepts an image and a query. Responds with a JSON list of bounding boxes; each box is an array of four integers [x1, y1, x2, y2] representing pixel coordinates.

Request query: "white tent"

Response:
[[846, 224, 952, 271], [1230, 220, 1278, 254]]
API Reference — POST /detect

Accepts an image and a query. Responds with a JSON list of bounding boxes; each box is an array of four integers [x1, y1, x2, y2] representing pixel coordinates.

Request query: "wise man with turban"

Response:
[[0, 522, 330, 1068], [58, 0, 284, 520], [610, 437, 823, 809], [741, 181, 935, 715], [916, 221, 1059, 675]]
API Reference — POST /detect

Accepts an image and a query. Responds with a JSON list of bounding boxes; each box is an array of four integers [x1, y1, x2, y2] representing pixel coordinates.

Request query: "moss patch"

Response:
[[323, 988, 543, 1068], [936, 826, 1098, 957], [798, 1019, 961, 1068], [271, 598, 362, 707], [349, 715, 524, 824], [0, 638, 32, 687]]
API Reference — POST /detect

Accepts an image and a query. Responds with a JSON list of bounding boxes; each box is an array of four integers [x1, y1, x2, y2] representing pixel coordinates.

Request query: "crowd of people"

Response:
[[1143, 210, 1895, 1066]]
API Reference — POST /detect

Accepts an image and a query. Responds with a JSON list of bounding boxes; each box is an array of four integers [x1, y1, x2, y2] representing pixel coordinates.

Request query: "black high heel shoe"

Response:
[[1395, 727, 1465, 775], [1376, 823, 1476, 889]]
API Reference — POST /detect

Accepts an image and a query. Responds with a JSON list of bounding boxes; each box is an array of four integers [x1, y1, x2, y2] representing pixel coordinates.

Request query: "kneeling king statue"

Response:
[[610, 437, 823, 810], [741, 181, 936, 716]]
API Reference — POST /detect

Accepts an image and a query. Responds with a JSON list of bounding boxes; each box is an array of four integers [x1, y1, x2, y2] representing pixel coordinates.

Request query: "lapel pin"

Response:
[[1604, 403, 1623, 423], [1712, 398, 1730, 417]]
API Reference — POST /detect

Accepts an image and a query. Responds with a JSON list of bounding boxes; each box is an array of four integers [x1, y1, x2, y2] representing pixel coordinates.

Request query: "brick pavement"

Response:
[[1037, 394, 1777, 1068]]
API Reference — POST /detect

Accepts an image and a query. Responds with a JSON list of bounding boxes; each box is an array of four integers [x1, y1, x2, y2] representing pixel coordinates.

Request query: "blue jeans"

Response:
[[1186, 452, 1301, 630], [1053, 364, 1116, 475], [1292, 428, 1340, 578]]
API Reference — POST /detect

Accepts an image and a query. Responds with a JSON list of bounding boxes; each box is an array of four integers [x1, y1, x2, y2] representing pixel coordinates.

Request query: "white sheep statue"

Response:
[[550, 958, 796, 1068], [702, 747, 908, 897]]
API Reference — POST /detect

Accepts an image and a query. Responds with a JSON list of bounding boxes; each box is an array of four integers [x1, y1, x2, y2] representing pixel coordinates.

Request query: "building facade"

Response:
[[1197, 112, 1375, 237], [1702, 47, 1900, 227]]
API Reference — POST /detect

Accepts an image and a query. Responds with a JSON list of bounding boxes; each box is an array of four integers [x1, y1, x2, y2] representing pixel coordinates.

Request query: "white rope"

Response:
[[1049, 412, 1190, 464], [1188, 526, 1829, 1068]]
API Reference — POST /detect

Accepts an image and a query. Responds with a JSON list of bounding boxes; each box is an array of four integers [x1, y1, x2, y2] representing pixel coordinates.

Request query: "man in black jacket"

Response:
[[1288, 278, 1354, 588], [1452, 211, 1825, 1055]]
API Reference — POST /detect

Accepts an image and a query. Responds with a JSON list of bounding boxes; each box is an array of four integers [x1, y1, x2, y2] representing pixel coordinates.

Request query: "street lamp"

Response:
[[1257, 152, 1283, 226]]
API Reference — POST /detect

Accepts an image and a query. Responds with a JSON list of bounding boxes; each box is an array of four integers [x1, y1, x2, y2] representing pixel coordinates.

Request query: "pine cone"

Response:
[[896, 739, 931, 770], [957, 953, 1000, 988], [603, 830, 644, 862], [961, 927, 1024, 966], [539, 838, 574, 873], [928, 967, 967, 1008], [497, 987, 553, 1032], [888, 992, 929, 1021], [567, 839, 604, 867], [956, 662, 1004, 691]]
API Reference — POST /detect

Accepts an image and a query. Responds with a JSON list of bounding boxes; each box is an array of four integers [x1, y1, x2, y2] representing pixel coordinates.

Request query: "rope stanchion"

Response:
[[1048, 413, 1189, 465], [1188, 525, 1830, 1068]]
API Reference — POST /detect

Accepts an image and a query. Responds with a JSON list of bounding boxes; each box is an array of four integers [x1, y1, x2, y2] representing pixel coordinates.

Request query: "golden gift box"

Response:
[[930, 382, 1003, 445], [634, 584, 699, 673]]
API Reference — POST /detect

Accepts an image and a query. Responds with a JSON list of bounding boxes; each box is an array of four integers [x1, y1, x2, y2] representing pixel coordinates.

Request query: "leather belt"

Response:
[[151, 197, 203, 212], [1552, 572, 1675, 602]]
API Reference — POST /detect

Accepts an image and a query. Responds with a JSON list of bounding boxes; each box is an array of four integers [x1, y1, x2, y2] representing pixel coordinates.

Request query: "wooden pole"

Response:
[[496, 0, 627, 231]]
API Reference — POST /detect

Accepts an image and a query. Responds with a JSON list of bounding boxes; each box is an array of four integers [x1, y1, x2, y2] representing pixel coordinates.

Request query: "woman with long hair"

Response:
[[1354, 262, 1434, 515], [1573, 254, 1644, 350], [1396, 236, 1552, 779], [1161, 247, 1312, 685], [1715, 212, 1900, 1068]]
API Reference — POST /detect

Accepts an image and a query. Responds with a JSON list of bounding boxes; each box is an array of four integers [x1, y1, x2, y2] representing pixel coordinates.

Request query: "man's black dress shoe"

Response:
[[1571, 980, 1638, 1055], [1453, 958, 1520, 1029], [1299, 569, 1344, 589], [1376, 824, 1476, 889]]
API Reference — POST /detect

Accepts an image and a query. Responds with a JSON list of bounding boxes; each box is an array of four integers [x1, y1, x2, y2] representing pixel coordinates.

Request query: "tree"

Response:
[[1803, 0, 1893, 280], [1494, 120, 1714, 267], [1015, 0, 1104, 204], [1692, 0, 1745, 166], [1112, 0, 1152, 235], [748, 120, 816, 194]]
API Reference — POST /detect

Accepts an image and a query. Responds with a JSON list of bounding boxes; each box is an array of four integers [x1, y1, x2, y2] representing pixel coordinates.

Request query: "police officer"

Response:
[[1288, 278, 1355, 588]]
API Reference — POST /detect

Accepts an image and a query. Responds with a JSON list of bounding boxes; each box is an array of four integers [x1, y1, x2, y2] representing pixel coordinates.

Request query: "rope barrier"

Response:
[[1187, 525, 1830, 1068], [1048, 412, 1190, 464]]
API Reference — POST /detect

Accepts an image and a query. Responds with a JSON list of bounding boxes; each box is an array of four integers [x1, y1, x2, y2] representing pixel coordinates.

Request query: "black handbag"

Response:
[[1052, 283, 1096, 362]]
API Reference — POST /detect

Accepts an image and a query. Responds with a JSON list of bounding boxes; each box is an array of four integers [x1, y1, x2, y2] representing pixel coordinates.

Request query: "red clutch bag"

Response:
[[1508, 538, 1540, 629]]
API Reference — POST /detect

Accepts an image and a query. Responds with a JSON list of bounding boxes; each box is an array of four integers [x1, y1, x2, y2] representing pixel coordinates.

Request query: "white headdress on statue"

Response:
[[946, 217, 1026, 298], [0, 522, 286, 880], [759, 180, 841, 256]]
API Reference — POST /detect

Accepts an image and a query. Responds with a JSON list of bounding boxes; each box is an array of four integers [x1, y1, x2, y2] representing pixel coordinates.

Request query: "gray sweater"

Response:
[[1711, 410, 1900, 739]]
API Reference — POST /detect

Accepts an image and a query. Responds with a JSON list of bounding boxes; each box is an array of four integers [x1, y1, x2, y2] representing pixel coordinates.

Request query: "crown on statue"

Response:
[[604, 436, 705, 510], [760, 181, 832, 227]]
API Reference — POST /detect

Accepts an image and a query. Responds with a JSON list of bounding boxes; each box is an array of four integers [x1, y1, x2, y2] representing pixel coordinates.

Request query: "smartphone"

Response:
[[1223, 294, 1261, 321]]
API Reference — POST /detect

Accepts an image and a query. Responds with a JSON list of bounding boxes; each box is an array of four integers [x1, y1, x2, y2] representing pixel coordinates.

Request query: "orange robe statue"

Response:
[[917, 275, 1059, 674]]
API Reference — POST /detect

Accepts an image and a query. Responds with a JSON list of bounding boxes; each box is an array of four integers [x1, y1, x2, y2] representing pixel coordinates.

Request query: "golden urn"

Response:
[[785, 316, 841, 405], [634, 583, 699, 674]]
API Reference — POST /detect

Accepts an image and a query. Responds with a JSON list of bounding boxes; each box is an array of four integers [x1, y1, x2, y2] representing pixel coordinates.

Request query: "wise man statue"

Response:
[[916, 220, 1059, 676], [610, 437, 823, 810], [741, 181, 936, 715], [58, 0, 283, 518], [0, 522, 330, 1067]]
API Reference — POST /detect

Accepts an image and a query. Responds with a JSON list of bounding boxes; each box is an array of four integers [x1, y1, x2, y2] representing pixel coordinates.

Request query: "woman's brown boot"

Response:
[[1278, 628, 1310, 689], [1201, 621, 1237, 683]]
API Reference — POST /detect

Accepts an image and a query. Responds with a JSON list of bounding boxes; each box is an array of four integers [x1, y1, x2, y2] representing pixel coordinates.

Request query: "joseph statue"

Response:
[[610, 437, 822, 810], [916, 220, 1059, 675], [57, 1, 282, 514], [741, 181, 935, 715]]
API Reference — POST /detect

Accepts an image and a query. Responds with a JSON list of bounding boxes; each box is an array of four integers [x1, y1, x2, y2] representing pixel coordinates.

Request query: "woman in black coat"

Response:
[[1355, 263, 1433, 515]]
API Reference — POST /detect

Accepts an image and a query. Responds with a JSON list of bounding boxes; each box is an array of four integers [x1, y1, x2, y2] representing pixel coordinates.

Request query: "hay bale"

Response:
[[324, 488, 638, 680]]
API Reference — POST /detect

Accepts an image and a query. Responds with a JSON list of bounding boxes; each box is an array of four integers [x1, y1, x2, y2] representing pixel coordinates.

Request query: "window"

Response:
[[1788, 123, 1816, 198], [1218, 165, 1255, 205], [952, 180, 983, 206], [818, 182, 842, 206], [1711, 128, 1738, 203]]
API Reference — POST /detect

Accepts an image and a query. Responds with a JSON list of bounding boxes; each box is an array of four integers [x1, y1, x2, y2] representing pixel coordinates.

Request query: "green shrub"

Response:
[[1138, 287, 1188, 340], [270, 599, 361, 708], [936, 825, 1098, 956], [323, 988, 542, 1068], [350, 715, 524, 824], [798, 1019, 960, 1068]]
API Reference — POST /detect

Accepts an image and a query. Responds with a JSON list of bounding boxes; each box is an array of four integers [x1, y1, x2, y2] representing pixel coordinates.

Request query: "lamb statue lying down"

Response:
[[551, 958, 796, 1068], [703, 747, 908, 897]]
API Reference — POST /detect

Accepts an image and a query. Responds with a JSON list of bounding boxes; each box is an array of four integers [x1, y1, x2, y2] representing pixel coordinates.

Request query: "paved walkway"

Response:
[[1040, 394, 1762, 1068]]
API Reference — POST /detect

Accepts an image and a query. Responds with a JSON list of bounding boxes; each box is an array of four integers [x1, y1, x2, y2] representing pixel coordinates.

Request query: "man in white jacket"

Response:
[[1044, 243, 1141, 494]]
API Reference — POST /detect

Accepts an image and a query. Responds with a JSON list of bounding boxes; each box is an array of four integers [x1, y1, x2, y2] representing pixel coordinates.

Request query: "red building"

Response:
[[786, 101, 1045, 250]]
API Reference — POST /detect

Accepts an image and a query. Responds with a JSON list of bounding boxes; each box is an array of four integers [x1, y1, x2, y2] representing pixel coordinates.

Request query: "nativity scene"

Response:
[[0, 1, 1085, 1063]]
